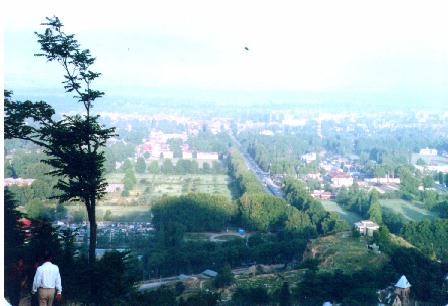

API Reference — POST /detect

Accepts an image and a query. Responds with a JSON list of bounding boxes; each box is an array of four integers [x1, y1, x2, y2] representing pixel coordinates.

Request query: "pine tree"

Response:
[[135, 157, 146, 173], [368, 201, 383, 224]]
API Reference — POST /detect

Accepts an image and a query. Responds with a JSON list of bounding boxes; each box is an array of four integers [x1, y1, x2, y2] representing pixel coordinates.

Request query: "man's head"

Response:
[[43, 251, 53, 262]]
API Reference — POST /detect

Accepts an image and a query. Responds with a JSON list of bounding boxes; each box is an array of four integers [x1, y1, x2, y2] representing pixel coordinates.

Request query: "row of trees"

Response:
[[401, 219, 448, 260], [187, 130, 231, 155], [151, 193, 237, 232], [126, 157, 225, 175], [335, 184, 383, 224], [228, 148, 323, 235], [283, 178, 349, 235], [238, 131, 321, 175]]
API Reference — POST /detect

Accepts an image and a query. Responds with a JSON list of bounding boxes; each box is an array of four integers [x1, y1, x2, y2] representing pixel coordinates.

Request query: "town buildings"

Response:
[[329, 171, 354, 188]]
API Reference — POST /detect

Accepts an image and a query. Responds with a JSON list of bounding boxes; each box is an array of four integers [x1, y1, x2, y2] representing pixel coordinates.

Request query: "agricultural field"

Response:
[[63, 173, 233, 221], [321, 200, 362, 224], [303, 232, 389, 273], [104, 173, 233, 205], [379, 199, 437, 221], [235, 270, 306, 292]]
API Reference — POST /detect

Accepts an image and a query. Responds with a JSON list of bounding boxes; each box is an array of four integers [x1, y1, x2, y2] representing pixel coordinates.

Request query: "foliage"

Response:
[[239, 192, 313, 235], [152, 193, 237, 232], [232, 286, 270, 306], [179, 291, 220, 306], [132, 286, 176, 306], [238, 131, 320, 175], [188, 130, 230, 154], [135, 157, 146, 173], [123, 167, 137, 192], [228, 148, 265, 195], [92, 251, 139, 305], [388, 247, 448, 303], [432, 199, 448, 218], [161, 159, 175, 174], [381, 207, 406, 234], [283, 178, 349, 235], [5, 16, 116, 269], [401, 219, 448, 260], [148, 160, 160, 174], [103, 142, 135, 173], [293, 268, 386, 306], [25, 199, 55, 220], [278, 281, 291, 306], [144, 233, 307, 278], [368, 201, 383, 224], [214, 263, 235, 288], [4, 188, 26, 291]]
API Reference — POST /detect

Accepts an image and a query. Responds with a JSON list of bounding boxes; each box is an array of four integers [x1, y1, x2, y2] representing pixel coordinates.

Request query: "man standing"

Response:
[[32, 253, 62, 306]]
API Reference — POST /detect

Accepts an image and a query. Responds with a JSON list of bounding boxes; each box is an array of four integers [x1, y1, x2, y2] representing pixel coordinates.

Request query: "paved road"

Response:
[[209, 232, 247, 242], [138, 266, 254, 291], [229, 133, 284, 197]]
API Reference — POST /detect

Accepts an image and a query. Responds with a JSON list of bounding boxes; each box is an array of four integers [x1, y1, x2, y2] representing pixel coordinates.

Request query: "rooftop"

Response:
[[395, 275, 411, 289]]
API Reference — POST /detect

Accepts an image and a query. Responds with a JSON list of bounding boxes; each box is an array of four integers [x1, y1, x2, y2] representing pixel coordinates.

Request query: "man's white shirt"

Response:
[[32, 262, 62, 294]]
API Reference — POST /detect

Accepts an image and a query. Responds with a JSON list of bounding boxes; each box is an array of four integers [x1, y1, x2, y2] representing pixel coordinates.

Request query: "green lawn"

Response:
[[321, 200, 362, 224], [65, 205, 151, 222], [379, 199, 437, 221]]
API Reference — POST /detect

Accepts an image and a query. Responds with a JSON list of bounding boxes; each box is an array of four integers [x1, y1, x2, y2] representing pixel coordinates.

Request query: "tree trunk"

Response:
[[87, 200, 97, 298], [88, 202, 97, 266]]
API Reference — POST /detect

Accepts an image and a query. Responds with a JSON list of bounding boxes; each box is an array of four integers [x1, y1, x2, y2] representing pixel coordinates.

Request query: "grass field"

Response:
[[104, 173, 233, 204], [379, 199, 437, 221], [304, 232, 389, 273], [321, 200, 362, 224]]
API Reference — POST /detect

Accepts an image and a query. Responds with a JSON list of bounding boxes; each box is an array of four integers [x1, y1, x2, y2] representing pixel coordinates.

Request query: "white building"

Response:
[[105, 183, 124, 193], [301, 152, 317, 163], [365, 177, 401, 184], [260, 130, 274, 136], [355, 220, 380, 236], [161, 151, 174, 159], [329, 171, 353, 187], [4, 178, 35, 186], [182, 151, 193, 159], [419, 147, 438, 156], [196, 152, 219, 160]]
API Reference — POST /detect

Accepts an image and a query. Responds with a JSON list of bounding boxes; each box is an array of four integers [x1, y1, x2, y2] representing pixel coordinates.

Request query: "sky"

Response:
[[4, 0, 448, 106]]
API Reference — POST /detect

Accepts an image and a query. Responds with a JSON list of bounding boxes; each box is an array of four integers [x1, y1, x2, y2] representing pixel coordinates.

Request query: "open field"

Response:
[[304, 232, 389, 273], [379, 199, 437, 221], [65, 204, 151, 221], [321, 200, 362, 224], [104, 173, 233, 204], [62, 174, 232, 221]]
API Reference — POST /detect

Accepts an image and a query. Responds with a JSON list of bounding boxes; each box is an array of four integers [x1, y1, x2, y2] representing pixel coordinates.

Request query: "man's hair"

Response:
[[43, 251, 53, 262]]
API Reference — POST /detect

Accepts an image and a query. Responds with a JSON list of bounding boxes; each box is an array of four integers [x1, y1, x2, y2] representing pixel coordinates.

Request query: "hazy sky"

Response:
[[4, 0, 448, 105]]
